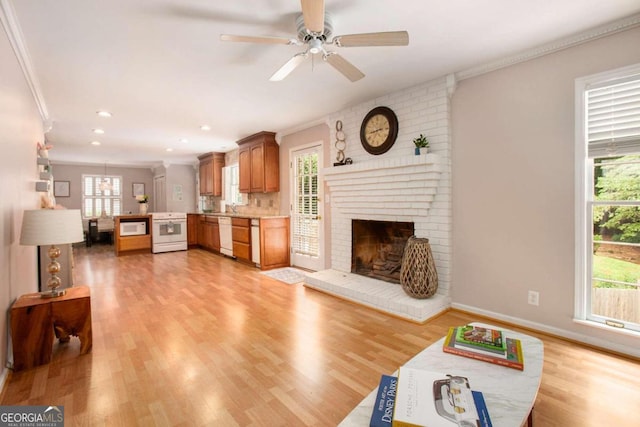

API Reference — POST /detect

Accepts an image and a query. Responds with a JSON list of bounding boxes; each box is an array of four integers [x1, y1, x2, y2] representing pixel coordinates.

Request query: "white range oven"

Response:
[[151, 212, 187, 253]]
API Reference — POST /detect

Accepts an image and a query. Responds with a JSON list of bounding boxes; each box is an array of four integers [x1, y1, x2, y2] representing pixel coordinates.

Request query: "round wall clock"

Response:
[[359, 106, 399, 155]]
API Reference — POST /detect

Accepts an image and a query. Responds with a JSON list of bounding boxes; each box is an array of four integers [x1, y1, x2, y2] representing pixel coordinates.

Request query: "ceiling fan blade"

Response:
[[324, 53, 364, 82], [220, 34, 297, 45], [270, 53, 308, 81], [301, 0, 325, 34], [333, 31, 409, 47]]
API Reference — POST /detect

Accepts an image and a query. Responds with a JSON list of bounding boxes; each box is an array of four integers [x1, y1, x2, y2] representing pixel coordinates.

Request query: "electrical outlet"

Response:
[[528, 290, 539, 306]]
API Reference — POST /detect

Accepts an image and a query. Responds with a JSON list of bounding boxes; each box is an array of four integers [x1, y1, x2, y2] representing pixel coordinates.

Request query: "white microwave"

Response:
[[120, 221, 146, 236]]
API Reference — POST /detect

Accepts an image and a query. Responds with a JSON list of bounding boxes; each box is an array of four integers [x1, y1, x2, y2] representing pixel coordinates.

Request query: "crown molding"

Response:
[[0, 0, 49, 121], [457, 12, 640, 81], [276, 116, 329, 142]]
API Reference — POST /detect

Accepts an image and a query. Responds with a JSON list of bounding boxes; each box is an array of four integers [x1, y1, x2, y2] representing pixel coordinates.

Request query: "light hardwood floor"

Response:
[[2, 245, 639, 426]]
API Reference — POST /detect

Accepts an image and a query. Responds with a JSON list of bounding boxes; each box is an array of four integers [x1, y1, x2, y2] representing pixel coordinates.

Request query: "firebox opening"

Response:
[[351, 219, 415, 284]]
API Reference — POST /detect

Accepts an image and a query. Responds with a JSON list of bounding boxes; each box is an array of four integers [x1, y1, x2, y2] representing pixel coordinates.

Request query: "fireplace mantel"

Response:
[[323, 153, 442, 179], [323, 153, 443, 220]]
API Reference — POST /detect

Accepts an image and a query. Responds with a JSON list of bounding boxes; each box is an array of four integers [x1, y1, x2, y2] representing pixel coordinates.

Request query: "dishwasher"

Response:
[[218, 217, 233, 257]]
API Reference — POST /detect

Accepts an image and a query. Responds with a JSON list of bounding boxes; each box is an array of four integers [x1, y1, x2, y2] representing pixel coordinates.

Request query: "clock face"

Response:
[[364, 114, 391, 147], [360, 106, 398, 155]]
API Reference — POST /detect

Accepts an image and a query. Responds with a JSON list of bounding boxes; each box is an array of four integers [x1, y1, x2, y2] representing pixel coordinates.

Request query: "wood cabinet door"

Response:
[[199, 158, 213, 195], [212, 154, 224, 196], [233, 242, 251, 261], [212, 223, 220, 251], [260, 217, 290, 270], [250, 144, 265, 193], [238, 147, 251, 193], [264, 141, 280, 193], [187, 215, 199, 246], [197, 219, 206, 246]]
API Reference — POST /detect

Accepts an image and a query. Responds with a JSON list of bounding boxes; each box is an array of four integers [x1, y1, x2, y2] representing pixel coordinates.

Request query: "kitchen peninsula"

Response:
[[114, 214, 152, 256]]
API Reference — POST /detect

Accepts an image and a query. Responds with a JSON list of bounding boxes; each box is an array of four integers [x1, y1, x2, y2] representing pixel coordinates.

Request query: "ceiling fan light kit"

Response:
[[220, 0, 408, 82]]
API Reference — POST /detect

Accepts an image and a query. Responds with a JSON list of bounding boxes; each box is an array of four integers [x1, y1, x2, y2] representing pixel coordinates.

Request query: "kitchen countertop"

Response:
[[191, 212, 289, 219]]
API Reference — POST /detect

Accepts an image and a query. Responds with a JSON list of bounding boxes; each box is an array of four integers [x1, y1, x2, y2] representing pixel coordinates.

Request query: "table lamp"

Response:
[[20, 209, 84, 298]]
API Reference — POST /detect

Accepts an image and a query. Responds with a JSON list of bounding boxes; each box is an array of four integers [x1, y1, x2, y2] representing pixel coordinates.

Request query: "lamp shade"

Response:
[[20, 209, 85, 246]]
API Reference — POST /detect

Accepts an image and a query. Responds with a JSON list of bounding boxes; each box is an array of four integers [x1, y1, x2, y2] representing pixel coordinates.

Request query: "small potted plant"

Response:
[[413, 133, 429, 155]]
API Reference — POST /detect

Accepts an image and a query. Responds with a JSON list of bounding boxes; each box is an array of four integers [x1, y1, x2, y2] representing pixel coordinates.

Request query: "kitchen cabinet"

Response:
[[187, 214, 199, 247], [198, 152, 225, 196], [259, 217, 290, 270], [114, 215, 152, 256], [237, 131, 279, 193], [197, 214, 290, 270], [198, 216, 219, 252], [232, 217, 251, 263]]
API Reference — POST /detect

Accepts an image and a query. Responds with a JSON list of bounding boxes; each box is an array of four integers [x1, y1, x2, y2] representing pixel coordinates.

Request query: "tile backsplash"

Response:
[[200, 192, 280, 216]]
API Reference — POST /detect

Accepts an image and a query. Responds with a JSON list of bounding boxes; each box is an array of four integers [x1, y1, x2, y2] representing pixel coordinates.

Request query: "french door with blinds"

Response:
[[290, 144, 324, 271]]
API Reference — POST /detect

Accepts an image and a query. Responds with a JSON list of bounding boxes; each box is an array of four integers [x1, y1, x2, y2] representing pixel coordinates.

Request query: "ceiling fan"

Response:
[[220, 0, 409, 82]]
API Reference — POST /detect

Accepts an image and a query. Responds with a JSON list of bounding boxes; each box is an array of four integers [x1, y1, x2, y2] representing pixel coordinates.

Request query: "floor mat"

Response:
[[261, 267, 306, 285]]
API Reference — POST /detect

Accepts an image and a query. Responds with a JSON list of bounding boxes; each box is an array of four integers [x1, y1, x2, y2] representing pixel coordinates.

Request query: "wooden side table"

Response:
[[10, 286, 92, 371]]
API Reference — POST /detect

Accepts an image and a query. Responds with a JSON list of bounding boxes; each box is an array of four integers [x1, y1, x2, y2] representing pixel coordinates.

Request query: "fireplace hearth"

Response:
[[351, 219, 414, 283]]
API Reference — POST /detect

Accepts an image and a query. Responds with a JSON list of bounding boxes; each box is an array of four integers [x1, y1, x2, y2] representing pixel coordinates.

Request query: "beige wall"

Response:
[[163, 164, 197, 214], [0, 27, 43, 380], [51, 163, 154, 215], [451, 27, 640, 355], [279, 123, 331, 269]]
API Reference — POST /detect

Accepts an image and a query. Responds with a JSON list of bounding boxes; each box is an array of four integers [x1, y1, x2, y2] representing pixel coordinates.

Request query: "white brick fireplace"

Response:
[[323, 154, 445, 274], [303, 154, 451, 321], [303, 77, 454, 322]]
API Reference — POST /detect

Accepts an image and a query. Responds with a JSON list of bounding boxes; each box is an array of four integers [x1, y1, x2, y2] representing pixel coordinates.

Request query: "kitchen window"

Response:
[[223, 164, 244, 206], [575, 63, 640, 334], [82, 174, 122, 217]]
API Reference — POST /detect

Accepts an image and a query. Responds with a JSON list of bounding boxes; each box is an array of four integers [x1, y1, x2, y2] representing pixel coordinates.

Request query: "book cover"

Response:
[[370, 374, 398, 427], [392, 367, 483, 427], [455, 325, 506, 353], [443, 327, 524, 371], [471, 390, 493, 427]]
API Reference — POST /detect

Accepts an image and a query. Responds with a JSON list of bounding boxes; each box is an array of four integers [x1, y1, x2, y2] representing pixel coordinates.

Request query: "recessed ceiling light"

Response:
[[179, 138, 188, 143], [200, 125, 211, 131], [97, 111, 112, 118], [166, 148, 174, 152], [90, 141, 101, 146], [93, 128, 105, 134]]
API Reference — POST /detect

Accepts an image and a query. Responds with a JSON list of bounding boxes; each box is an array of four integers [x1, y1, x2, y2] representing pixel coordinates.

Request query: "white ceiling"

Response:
[[7, 0, 640, 167]]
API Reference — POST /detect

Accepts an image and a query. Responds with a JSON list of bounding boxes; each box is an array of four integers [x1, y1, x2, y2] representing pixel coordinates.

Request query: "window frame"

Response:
[[575, 62, 640, 335], [82, 174, 123, 218], [223, 164, 245, 206]]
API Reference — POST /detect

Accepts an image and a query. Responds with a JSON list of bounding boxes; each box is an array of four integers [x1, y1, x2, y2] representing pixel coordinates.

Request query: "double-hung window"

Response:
[[223, 164, 244, 206], [575, 63, 640, 333], [82, 174, 122, 217]]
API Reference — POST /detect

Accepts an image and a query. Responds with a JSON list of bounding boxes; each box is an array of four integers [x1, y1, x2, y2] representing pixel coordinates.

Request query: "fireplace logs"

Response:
[[352, 220, 414, 284]]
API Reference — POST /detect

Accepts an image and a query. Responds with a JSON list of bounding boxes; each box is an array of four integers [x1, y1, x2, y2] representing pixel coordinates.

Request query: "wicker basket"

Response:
[[400, 236, 438, 299]]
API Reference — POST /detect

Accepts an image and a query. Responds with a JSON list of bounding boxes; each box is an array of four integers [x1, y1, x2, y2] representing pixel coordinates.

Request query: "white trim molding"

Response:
[[0, 0, 49, 121], [453, 303, 640, 358], [457, 12, 640, 81]]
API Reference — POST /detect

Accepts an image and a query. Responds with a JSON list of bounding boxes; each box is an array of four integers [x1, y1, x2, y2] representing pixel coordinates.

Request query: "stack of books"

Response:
[[442, 325, 524, 371], [370, 367, 492, 427]]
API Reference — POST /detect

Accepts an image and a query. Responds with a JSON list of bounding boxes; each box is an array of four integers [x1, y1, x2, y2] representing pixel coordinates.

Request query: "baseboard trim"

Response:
[[451, 303, 640, 361]]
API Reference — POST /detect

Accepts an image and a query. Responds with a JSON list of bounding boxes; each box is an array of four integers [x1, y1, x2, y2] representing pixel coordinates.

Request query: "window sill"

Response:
[[573, 318, 640, 338]]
